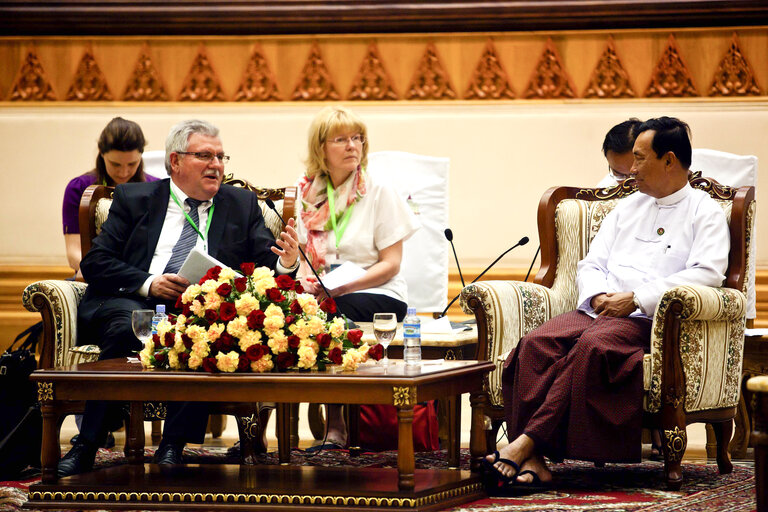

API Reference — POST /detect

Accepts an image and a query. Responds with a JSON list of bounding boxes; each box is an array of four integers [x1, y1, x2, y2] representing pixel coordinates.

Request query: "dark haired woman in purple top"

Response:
[[62, 117, 158, 272]]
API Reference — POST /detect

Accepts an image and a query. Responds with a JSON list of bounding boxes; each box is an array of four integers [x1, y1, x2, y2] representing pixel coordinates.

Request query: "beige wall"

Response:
[[0, 100, 765, 268]]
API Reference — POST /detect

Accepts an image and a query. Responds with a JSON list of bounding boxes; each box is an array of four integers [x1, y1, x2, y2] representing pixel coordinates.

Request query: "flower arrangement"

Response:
[[139, 263, 383, 373]]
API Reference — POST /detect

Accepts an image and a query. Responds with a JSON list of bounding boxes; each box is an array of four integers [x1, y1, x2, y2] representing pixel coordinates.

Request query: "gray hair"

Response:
[[164, 119, 220, 174]]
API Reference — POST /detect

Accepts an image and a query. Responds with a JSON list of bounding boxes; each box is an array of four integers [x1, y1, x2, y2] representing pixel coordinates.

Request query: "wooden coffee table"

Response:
[[28, 358, 494, 511]]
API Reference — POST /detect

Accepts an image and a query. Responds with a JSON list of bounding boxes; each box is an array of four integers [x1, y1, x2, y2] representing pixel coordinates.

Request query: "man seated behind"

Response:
[[59, 119, 300, 477], [485, 117, 729, 490], [596, 117, 642, 188]]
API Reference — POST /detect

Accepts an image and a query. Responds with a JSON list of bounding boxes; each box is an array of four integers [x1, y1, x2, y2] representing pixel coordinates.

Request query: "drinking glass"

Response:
[[373, 312, 397, 366], [132, 309, 154, 345]]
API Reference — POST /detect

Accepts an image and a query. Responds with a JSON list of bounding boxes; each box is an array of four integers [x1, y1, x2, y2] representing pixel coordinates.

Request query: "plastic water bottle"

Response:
[[151, 304, 168, 337], [403, 307, 421, 366]]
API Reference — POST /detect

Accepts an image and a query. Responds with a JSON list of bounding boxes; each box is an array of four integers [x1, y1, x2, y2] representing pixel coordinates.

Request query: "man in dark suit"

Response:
[[59, 119, 299, 477]]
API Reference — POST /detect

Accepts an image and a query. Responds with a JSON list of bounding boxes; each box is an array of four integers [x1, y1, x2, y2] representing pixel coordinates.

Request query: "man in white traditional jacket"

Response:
[[485, 117, 730, 493]]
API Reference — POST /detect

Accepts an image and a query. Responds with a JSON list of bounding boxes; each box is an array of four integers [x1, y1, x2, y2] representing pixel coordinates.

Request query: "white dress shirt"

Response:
[[577, 183, 730, 318]]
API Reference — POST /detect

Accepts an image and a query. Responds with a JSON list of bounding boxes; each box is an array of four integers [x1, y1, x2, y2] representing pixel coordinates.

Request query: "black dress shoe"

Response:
[[58, 441, 98, 477], [70, 432, 115, 449], [152, 442, 185, 464]]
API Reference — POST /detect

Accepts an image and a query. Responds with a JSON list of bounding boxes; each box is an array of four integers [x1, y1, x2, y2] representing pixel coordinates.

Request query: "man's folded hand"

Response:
[[149, 274, 191, 300], [594, 291, 635, 317]]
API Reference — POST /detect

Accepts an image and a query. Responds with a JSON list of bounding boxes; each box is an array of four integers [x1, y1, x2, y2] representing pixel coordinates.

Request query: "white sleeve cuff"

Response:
[[138, 275, 157, 297], [276, 258, 299, 275]]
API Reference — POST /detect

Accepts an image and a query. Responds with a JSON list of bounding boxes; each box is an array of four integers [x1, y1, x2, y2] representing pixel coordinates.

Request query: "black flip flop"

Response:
[[304, 442, 345, 453], [499, 469, 550, 496], [481, 451, 521, 494]]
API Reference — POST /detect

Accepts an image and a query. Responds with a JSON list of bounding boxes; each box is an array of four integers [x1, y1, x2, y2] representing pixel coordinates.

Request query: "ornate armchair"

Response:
[[22, 175, 296, 461], [461, 174, 755, 489]]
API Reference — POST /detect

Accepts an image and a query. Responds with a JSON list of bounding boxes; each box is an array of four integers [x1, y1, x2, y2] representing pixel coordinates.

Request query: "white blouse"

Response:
[[577, 183, 730, 318], [297, 171, 419, 302]]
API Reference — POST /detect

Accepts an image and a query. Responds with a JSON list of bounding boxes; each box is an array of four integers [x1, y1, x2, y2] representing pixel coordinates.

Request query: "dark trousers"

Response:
[[78, 296, 209, 446], [502, 310, 652, 463], [334, 292, 408, 322]]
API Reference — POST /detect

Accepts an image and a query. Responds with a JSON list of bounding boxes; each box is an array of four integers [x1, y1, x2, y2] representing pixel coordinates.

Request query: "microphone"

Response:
[[264, 199, 333, 302], [438, 236, 530, 318], [444, 228, 466, 288]]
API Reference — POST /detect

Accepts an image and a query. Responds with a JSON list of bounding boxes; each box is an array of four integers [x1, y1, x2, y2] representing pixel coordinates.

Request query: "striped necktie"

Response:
[[164, 198, 203, 274]]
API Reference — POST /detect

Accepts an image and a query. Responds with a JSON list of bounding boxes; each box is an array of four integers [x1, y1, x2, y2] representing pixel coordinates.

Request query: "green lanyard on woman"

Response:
[[169, 187, 215, 241], [326, 180, 355, 248]]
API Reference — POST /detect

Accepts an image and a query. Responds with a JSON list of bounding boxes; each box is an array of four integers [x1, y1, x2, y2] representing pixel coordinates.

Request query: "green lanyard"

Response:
[[169, 187, 215, 241], [326, 180, 355, 248]]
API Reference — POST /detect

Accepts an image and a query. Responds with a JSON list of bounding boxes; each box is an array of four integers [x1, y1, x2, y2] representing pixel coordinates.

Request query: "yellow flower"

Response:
[[219, 267, 236, 281], [289, 319, 309, 339], [204, 292, 222, 312], [156, 319, 173, 338], [201, 279, 219, 294], [254, 274, 277, 296], [191, 341, 210, 358], [264, 303, 284, 318], [267, 331, 289, 353], [181, 284, 202, 304], [357, 343, 371, 362], [173, 332, 185, 352], [329, 317, 345, 338], [143, 337, 155, 352], [207, 322, 225, 342], [297, 345, 317, 369], [341, 349, 364, 371], [235, 293, 260, 316], [168, 350, 180, 370], [190, 299, 205, 317], [216, 351, 240, 373], [174, 314, 187, 333], [250, 355, 274, 373], [238, 330, 262, 351], [297, 294, 318, 316], [306, 316, 324, 336], [186, 325, 207, 342], [226, 316, 249, 338], [139, 347, 153, 367], [188, 353, 203, 370]]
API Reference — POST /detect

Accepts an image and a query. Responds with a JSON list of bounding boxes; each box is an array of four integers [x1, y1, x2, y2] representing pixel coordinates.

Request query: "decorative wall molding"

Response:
[[348, 43, 399, 101], [464, 39, 515, 100], [2, 1, 766, 36], [583, 37, 636, 99], [65, 47, 113, 101], [406, 43, 457, 100], [645, 34, 698, 97], [523, 38, 576, 99], [178, 46, 226, 102], [291, 43, 341, 101], [9, 48, 57, 101], [709, 33, 762, 97], [234, 44, 282, 102], [122, 45, 169, 102]]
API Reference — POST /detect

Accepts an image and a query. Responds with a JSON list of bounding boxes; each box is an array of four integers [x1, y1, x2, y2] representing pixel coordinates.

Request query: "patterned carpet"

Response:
[[0, 447, 756, 512]]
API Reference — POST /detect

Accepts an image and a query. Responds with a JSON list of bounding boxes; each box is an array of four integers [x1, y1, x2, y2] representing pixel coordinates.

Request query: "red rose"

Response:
[[163, 332, 174, 348], [209, 266, 222, 280], [316, 333, 332, 349], [179, 352, 190, 365], [319, 298, 337, 314], [246, 344, 267, 361], [216, 283, 232, 297], [182, 334, 193, 349], [284, 315, 295, 325], [240, 262, 255, 276], [368, 343, 384, 361], [276, 352, 296, 370], [154, 351, 167, 363], [195, 294, 206, 306], [234, 277, 248, 293], [288, 335, 300, 349], [152, 333, 160, 344], [347, 329, 363, 346], [182, 303, 192, 317], [202, 357, 218, 373], [238, 355, 250, 371], [290, 300, 303, 315], [175, 295, 184, 309], [219, 302, 237, 322], [275, 274, 294, 290], [294, 281, 304, 294], [198, 276, 208, 285], [219, 333, 236, 351], [247, 309, 265, 329], [328, 347, 343, 365], [204, 309, 219, 323], [265, 288, 285, 303]]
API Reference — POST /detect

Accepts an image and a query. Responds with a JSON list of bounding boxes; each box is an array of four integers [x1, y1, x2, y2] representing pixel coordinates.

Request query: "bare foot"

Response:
[[485, 434, 535, 478], [516, 455, 552, 484]]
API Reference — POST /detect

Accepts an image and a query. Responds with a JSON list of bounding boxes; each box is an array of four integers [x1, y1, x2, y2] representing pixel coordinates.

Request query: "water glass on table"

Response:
[[373, 312, 397, 365], [131, 309, 154, 344]]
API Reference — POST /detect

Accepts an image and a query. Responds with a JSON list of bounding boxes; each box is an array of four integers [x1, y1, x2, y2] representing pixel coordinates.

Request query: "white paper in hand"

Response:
[[321, 261, 366, 291], [177, 247, 241, 284]]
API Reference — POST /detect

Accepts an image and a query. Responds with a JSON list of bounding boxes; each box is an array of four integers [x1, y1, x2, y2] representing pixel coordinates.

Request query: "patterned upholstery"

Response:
[[461, 183, 754, 414]]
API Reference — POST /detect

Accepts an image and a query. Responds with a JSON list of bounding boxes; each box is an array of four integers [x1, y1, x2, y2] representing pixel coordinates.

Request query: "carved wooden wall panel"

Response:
[[524, 38, 576, 99], [291, 43, 341, 101], [464, 39, 515, 100], [8, 48, 57, 101], [645, 34, 698, 97], [1, 28, 766, 102], [406, 43, 456, 100], [709, 33, 762, 96], [65, 47, 113, 101]]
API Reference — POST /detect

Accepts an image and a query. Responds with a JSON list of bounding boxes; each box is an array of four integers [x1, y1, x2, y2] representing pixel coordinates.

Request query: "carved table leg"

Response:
[[748, 378, 768, 512], [125, 401, 145, 464], [276, 403, 291, 464], [397, 404, 415, 490], [469, 392, 487, 473], [445, 395, 460, 468], [39, 399, 61, 484]]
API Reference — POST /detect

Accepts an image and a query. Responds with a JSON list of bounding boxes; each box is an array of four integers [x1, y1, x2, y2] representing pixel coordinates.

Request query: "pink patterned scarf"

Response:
[[300, 167, 367, 269]]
